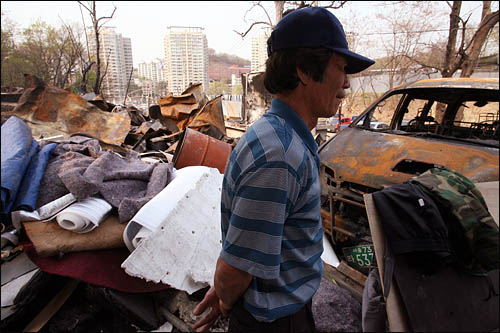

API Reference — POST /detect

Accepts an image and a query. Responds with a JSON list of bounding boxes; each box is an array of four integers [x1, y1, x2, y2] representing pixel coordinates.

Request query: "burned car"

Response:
[[318, 78, 499, 274]]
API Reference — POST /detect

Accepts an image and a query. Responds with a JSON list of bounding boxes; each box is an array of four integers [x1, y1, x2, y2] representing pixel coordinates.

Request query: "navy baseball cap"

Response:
[[267, 7, 375, 74]]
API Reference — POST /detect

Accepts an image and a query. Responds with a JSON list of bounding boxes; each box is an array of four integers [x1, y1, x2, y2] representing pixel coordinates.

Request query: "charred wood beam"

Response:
[[157, 307, 191, 332]]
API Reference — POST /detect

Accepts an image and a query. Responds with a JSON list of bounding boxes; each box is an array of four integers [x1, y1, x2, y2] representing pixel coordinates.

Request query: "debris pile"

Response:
[[1, 75, 235, 332]]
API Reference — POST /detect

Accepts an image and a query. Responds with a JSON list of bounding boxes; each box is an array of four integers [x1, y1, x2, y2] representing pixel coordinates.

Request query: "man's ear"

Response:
[[297, 68, 311, 86]]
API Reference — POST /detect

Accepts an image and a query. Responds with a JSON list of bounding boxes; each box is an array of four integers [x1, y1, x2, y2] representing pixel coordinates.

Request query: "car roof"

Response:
[[394, 78, 499, 91]]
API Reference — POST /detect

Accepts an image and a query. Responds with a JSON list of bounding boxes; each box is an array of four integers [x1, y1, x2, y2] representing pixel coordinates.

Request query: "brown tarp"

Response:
[[23, 215, 126, 257]]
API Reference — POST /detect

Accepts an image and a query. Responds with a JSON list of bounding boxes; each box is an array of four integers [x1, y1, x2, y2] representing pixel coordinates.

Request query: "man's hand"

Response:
[[192, 257, 252, 331], [192, 286, 221, 332], [218, 298, 232, 317]]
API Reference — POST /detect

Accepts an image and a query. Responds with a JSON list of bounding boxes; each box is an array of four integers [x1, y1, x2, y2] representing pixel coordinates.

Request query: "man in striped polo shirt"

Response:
[[193, 6, 374, 332]]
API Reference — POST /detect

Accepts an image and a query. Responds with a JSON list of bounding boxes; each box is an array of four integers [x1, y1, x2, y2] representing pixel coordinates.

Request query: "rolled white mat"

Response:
[[11, 193, 77, 231], [56, 197, 112, 233]]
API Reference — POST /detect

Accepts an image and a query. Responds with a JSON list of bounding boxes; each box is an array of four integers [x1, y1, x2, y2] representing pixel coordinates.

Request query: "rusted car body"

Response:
[[319, 78, 499, 271]]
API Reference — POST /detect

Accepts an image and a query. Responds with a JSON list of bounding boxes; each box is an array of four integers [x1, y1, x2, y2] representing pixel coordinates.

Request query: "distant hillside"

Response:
[[208, 48, 250, 67]]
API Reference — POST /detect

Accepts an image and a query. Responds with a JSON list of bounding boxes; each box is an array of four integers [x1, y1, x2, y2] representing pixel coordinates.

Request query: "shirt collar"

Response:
[[267, 98, 318, 156]]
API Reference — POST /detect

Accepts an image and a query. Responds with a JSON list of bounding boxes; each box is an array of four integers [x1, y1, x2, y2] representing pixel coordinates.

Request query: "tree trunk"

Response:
[[437, 1, 462, 123], [442, 1, 462, 78], [80, 61, 94, 94], [275, 1, 284, 23], [460, 1, 499, 77], [93, 2, 101, 94]]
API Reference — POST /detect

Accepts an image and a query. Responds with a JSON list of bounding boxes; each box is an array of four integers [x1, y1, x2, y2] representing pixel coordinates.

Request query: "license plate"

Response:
[[342, 244, 375, 269]]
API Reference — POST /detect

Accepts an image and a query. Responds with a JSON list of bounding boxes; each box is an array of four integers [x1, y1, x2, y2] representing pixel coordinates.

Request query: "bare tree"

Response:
[[77, 1, 116, 95], [455, 1, 498, 77], [361, 1, 497, 122], [234, 1, 347, 38], [59, 18, 95, 93], [403, 1, 499, 78], [371, 2, 445, 90], [401, 1, 498, 121]]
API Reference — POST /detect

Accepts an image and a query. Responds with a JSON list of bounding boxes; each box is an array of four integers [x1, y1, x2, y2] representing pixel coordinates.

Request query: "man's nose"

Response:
[[343, 76, 351, 89]]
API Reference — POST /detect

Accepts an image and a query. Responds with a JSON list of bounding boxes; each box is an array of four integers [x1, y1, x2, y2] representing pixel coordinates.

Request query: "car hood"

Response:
[[319, 127, 499, 189]]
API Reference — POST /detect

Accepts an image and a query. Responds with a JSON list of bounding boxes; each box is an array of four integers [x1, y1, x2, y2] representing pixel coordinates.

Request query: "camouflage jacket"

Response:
[[410, 167, 499, 276]]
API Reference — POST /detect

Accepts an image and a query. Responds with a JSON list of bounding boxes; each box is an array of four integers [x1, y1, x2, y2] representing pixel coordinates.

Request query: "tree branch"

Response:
[[243, 2, 261, 23], [464, 10, 499, 53], [77, 1, 93, 17], [402, 54, 440, 71], [320, 1, 347, 9], [96, 6, 116, 24], [234, 21, 272, 38], [458, 13, 472, 54], [257, 2, 272, 26]]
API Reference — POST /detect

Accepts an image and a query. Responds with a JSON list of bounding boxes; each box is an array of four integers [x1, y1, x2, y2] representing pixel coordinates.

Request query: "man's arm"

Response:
[[192, 256, 252, 331], [214, 256, 252, 314]]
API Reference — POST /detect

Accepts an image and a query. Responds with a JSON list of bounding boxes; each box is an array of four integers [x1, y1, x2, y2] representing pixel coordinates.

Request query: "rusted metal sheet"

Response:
[[188, 95, 226, 139], [320, 127, 499, 189], [6, 75, 130, 146], [136, 119, 164, 135], [157, 83, 207, 122], [86, 94, 115, 112]]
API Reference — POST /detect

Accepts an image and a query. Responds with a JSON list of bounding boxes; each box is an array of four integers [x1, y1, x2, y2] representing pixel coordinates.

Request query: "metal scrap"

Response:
[[157, 83, 208, 130], [188, 95, 226, 140], [2, 74, 232, 165], [5, 75, 131, 146]]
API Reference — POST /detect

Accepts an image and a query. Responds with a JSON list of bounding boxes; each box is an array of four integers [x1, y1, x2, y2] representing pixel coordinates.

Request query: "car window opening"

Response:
[[392, 159, 442, 176]]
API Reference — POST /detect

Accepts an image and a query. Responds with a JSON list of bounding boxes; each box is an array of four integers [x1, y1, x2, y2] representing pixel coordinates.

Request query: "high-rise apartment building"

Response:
[[123, 37, 133, 82], [87, 26, 133, 104], [138, 59, 167, 83], [251, 28, 271, 72], [164, 26, 209, 96]]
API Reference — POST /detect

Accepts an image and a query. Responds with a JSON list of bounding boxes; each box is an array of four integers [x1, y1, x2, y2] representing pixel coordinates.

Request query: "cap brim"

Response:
[[331, 48, 375, 74]]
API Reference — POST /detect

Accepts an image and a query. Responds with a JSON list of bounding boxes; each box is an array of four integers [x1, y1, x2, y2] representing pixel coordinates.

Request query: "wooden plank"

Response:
[[149, 131, 182, 142], [323, 262, 364, 302], [364, 193, 410, 332], [158, 307, 191, 332], [336, 261, 368, 287], [23, 279, 79, 332]]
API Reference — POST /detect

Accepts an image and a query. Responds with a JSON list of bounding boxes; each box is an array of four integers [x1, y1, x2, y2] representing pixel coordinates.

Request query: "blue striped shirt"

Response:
[[220, 98, 323, 322]]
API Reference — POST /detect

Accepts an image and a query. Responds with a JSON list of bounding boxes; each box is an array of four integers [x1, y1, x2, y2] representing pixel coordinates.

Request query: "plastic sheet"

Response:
[[1, 116, 39, 215], [13, 142, 58, 212]]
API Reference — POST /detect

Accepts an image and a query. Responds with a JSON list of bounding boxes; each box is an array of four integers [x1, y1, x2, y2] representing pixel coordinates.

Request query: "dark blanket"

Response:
[[24, 243, 170, 293]]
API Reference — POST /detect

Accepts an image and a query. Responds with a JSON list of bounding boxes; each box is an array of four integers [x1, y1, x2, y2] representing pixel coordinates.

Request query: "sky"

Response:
[[1, 1, 493, 67]]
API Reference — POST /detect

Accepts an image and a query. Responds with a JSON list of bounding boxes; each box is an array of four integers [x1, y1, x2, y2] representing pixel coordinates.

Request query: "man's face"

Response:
[[306, 53, 350, 119]]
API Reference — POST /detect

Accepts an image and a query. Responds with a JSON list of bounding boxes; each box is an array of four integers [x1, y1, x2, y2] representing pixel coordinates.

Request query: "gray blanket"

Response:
[[37, 136, 174, 223]]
